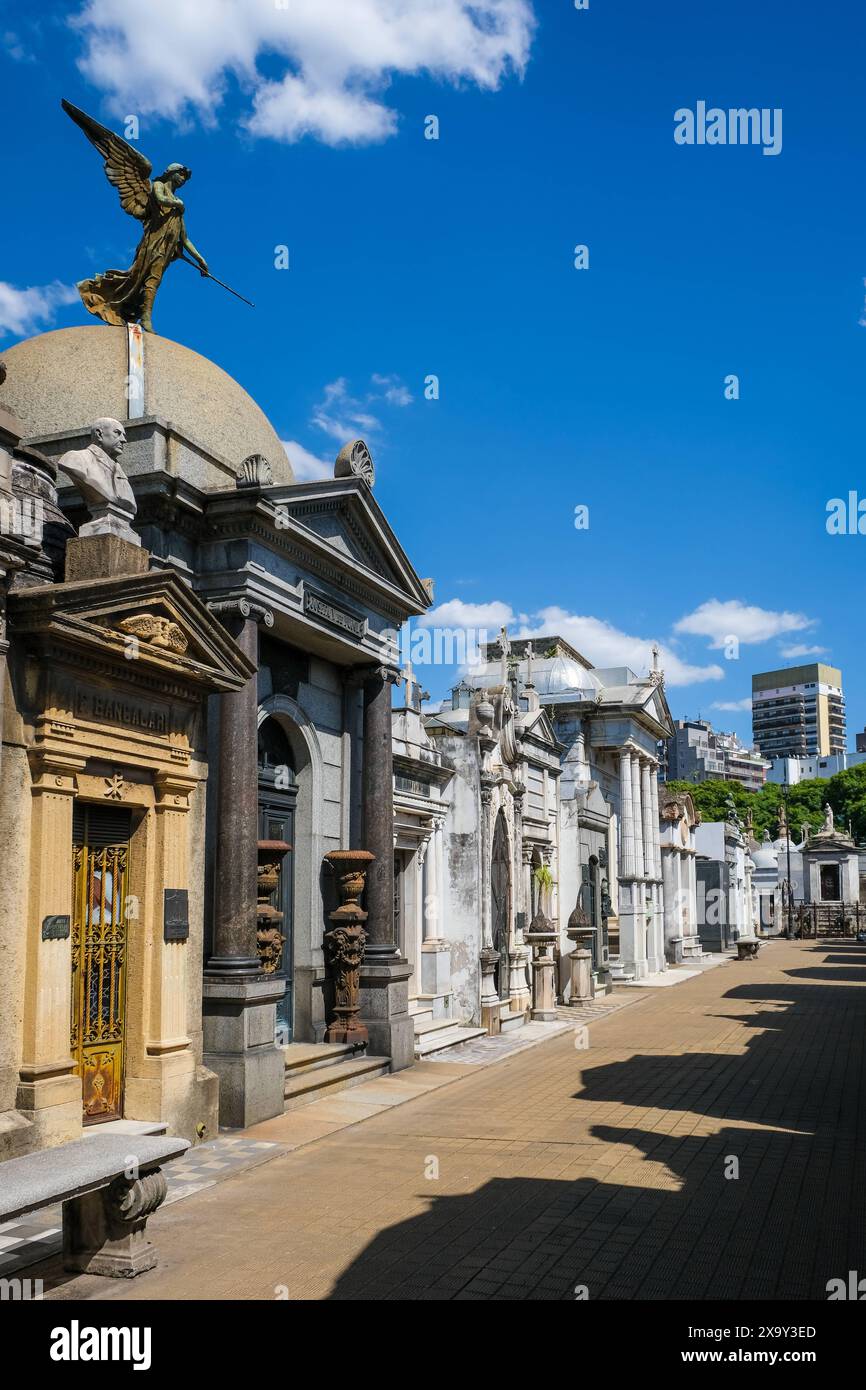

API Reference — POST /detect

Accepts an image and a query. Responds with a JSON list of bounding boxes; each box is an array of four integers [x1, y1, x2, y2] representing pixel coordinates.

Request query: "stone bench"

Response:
[[736, 937, 760, 960], [0, 1133, 189, 1278]]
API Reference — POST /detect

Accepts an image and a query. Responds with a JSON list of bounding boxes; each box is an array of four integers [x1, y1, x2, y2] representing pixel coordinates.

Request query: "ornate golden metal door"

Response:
[[71, 806, 132, 1124]]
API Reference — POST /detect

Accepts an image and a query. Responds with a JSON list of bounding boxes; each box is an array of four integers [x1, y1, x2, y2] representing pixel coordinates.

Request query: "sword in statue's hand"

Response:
[[180, 254, 255, 308]]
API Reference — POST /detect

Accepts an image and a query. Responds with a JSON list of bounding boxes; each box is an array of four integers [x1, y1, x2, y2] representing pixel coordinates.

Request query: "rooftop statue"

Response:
[[61, 101, 252, 333]]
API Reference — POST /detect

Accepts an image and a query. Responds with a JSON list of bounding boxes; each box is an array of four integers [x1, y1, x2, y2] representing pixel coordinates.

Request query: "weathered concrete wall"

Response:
[[436, 735, 482, 1026]]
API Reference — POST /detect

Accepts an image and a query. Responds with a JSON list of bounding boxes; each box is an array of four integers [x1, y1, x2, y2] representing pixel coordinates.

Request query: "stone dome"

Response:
[[532, 655, 603, 698], [751, 834, 778, 871], [0, 325, 293, 483]]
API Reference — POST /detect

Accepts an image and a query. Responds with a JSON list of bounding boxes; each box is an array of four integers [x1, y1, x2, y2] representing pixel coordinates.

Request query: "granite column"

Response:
[[357, 665, 413, 1069], [202, 599, 286, 1128]]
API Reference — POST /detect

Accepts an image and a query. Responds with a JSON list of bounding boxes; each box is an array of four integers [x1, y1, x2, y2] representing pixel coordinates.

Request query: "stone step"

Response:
[[82, 1118, 168, 1139], [408, 1000, 434, 1024], [282, 1042, 363, 1075], [283, 1054, 391, 1110], [608, 957, 636, 982], [414, 1025, 488, 1058], [413, 1015, 460, 1037], [500, 1009, 529, 1034]]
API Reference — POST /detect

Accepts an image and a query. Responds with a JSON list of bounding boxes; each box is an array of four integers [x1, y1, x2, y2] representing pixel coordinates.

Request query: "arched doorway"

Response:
[[491, 811, 511, 999], [257, 718, 296, 1043]]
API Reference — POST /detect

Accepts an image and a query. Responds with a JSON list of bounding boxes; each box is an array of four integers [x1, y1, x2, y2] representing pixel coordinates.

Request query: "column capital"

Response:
[[28, 747, 86, 794], [208, 597, 274, 629], [153, 770, 196, 810]]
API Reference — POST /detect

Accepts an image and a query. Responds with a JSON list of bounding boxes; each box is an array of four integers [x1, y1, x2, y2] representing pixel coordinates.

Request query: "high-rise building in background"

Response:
[[664, 718, 770, 791], [752, 663, 846, 760]]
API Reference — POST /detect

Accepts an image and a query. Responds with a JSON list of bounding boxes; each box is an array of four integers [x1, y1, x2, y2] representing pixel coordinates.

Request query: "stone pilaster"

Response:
[[17, 750, 86, 1147], [202, 598, 286, 1128], [357, 665, 413, 1070]]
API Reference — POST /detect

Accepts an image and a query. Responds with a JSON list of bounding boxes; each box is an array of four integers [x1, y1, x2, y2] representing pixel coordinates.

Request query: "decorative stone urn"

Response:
[[525, 909, 558, 1022], [566, 902, 595, 1006], [256, 839, 291, 974], [322, 850, 375, 1046]]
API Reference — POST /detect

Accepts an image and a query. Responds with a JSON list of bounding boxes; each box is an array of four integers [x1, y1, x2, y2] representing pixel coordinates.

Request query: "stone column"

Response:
[[418, 840, 431, 944], [429, 822, 444, 943], [607, 813, 619, 917], [662, 846, 682, 964], [641, 758, 654, 881], [509, 786, 530, 1014], [631, 753, 645, 879], [202, 599, 286, 1129], [649, 762, 662, 880], [478, 783, 501, 1033], [619, 750, 635, 877], [357, 665, 413, 1069]]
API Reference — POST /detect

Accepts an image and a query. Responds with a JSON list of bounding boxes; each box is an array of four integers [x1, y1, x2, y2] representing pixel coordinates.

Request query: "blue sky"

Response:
[[2, 1, 864, 743]]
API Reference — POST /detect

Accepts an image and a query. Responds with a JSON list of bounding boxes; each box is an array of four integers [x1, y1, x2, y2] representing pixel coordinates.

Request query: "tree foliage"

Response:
[[666, 765, 866, 842]]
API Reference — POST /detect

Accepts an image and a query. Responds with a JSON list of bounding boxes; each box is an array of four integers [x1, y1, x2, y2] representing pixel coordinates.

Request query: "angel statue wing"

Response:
[[61, 99, 153, 221]]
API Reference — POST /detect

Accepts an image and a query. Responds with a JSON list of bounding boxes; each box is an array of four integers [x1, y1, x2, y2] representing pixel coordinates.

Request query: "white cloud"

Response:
[[0, 281, 79, 338], [371, 373, 412, 407], [517, 607, 724, 687], [310, 374, 413, 442], [282, 439, 332, 482], [312, 378, 380, 442], [418, 598, 515, 631], [674, 599, 814, 649], [71, 0, 535, 146], [5, 31, 35, 63], [710, 697, 753, 713], [415, 599, 723, 687], [778, 643, 829, 659]]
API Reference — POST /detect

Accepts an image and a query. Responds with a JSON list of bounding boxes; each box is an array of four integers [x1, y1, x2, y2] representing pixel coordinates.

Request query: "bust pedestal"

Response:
[[65, 534, 148, 582]]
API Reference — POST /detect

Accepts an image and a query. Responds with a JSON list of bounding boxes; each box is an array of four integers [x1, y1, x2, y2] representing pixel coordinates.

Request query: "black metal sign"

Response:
[[163, 889, 190, 942], [42, 914, 70, 941]]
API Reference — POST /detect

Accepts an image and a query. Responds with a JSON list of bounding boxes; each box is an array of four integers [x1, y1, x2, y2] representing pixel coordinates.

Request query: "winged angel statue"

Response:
[[61, 99, 210, 333]]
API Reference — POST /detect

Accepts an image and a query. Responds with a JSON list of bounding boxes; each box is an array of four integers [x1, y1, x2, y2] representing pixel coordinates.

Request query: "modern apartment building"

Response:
[[752, 663, 846, 760], [664, 718, 770, 791]]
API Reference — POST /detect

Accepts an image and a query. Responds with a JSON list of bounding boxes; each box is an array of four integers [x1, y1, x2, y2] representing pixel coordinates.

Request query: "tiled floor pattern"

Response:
[[35, 938, 866, 1302]]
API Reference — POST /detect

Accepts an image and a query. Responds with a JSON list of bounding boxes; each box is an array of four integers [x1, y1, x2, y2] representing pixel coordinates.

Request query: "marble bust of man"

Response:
[[59, 418, 138, 543]]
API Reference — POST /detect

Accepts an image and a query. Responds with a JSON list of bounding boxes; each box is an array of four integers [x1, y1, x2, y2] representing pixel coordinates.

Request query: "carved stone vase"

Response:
[[322, 850, 375, 1046], [566, 902, 595, 1006], [525, 909, 558, 1022], [256, 839, 291, 974]]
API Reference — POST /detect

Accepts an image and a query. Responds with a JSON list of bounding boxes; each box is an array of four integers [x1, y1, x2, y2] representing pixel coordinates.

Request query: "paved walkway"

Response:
[[40, 939, 866, 1301]]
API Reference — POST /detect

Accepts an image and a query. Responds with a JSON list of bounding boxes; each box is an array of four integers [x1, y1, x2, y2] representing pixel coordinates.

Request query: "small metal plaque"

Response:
[[163, 889, 190, 942], [515, 912, 526, 933], [42, 914, 70, 941]]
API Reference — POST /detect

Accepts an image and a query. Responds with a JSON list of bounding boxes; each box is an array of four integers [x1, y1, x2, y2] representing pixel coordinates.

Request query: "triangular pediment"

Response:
[[523, 706, 559, 750], [643, 680, 674, 736], [265, 478, 431, 612], [9, 569, 253, 694]]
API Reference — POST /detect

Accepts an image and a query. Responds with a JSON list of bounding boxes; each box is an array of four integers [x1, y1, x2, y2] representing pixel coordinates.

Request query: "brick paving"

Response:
[[40, 939, 866, 1301]]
